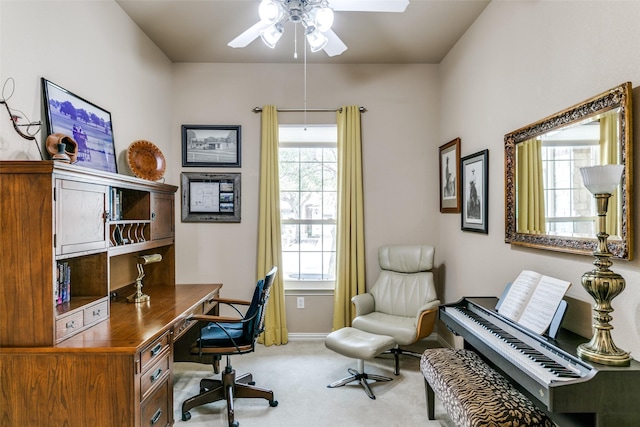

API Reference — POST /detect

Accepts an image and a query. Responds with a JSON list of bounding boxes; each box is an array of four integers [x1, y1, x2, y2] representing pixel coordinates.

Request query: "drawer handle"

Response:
[[150, 343, 163, 356], [92, 309, 101, 316], [150, 368, 162, 383], [65, 320, 76, 329], [150, 409, 162, 425]]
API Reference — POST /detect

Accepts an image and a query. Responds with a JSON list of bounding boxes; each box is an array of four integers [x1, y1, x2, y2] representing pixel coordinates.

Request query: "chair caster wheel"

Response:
[[182, 411, 191, 421], [230, 421, 239, 427], [269, 400, 278, 407]]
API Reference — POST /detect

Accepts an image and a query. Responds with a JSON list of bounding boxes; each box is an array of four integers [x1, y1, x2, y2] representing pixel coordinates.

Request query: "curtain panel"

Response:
[[257, 105, 288, 346], [332, 105, 366, 330]]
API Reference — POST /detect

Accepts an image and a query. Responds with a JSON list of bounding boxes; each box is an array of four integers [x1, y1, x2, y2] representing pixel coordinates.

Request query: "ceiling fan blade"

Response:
[[330, 0, 409, 13], [228, 20, 271, 48], [323, 30, 348, 57]]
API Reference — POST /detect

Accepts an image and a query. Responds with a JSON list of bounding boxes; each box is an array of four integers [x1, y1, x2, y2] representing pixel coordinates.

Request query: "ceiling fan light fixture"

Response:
[[305, 27, 328, 52], [312, 5, 334, 32], [260, 22, 284, 48], [258, 0, 283, 23]]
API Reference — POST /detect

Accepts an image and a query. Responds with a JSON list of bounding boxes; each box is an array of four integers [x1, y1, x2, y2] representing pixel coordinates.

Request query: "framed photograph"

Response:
[[439, 137, 461, 213], [41, 78, 117, 173], [461, 149, 489, 234], [182, 125, 241, 167], [181, 172, 241, 222]]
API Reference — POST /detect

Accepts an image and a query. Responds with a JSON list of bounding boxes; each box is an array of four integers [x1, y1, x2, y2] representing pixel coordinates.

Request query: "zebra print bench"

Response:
[[420, 348, 554, 427]]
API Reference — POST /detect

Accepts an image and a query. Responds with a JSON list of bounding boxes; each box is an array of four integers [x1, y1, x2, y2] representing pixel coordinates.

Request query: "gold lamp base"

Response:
[[127, 279, 151, 303], [577, 269, 630, 367], [577, 191, 630, 367]]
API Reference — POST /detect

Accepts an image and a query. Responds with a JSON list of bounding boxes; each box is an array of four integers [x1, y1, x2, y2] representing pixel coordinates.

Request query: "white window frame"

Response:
[[279, 124, 338, 292]]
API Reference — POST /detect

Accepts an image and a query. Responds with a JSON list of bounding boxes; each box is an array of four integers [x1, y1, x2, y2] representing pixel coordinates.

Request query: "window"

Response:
[[279, 125, 337, 290], [541, 131, 600, 237]]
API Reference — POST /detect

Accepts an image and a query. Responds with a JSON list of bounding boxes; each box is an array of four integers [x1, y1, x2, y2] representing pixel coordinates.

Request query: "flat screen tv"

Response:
[[42, 78, 117, 173]]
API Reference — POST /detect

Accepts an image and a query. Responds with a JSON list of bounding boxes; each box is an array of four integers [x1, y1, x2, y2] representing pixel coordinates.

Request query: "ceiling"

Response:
[[116, 0, 490, 64]]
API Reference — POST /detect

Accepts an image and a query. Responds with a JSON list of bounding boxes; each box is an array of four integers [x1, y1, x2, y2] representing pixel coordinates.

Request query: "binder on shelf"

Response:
[[110, 187, 122, 220]]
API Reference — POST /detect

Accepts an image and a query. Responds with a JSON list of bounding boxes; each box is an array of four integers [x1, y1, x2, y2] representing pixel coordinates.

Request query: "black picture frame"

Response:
[[182, 125, 241, 167], [41, 78, 117, 174], [461, 149, 489, 234], [439, 137, 461, 213], [181, 172, 241, 223]]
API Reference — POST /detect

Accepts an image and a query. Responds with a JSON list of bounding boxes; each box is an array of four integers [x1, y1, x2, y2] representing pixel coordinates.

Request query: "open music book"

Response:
[[497, 270, 571, 335]]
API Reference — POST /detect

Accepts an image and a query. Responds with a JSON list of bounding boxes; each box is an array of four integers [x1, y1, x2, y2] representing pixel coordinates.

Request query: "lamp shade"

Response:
[[311, 6, 334, 32], [259, 0, 282, 22], [260, 23, 284, 48], [305, 28, 328, 52], [580, 165, 624, 195]]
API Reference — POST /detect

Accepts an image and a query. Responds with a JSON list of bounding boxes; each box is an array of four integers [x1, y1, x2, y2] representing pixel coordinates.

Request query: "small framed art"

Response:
[[461, 149, 489, 233], [42, 78, 118, 173], [181, 172, 241, 223], [439, 138, 461, 213], [182, 125, 241, 167]]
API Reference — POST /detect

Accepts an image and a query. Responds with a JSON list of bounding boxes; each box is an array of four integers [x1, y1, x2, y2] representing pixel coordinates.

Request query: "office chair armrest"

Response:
[[415, 301, 440, 340], [188, 314, 243, 323], [351, 293, 375, 317]]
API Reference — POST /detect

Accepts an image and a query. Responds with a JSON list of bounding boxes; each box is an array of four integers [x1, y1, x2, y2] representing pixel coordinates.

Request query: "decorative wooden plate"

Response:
[[127, 140, 166, 181]]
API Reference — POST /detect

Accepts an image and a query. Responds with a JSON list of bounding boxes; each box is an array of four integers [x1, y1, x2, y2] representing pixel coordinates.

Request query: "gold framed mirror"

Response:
[[505, 82, 633, 259]]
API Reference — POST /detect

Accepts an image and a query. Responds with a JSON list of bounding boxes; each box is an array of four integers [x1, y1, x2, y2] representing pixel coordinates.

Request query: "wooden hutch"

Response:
[[0, 161, 221, 426]]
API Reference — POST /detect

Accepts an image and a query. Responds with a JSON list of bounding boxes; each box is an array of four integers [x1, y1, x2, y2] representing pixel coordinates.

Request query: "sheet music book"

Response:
[[497, 270, 571, 334]]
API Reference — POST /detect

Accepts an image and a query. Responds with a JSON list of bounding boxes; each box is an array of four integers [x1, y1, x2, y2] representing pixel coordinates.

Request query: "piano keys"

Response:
[[440, 297, 640, 427]]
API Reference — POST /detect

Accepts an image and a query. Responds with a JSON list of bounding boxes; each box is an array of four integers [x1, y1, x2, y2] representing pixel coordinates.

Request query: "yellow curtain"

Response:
[[257, 105, 288, 346], [600, 111, 619, 236], [516, 138, 546, 234], [332, 106, 366, 330]]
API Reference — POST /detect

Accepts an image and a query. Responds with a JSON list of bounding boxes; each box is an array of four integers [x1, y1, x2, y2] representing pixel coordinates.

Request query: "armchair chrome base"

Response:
[[327, 359, 392, 400], [384, 346, 422, 375]]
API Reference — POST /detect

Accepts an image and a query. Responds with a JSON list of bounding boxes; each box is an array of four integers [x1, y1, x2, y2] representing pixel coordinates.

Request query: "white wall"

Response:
[[0, 0, 173, 173], [439, 0, 640, 360], [171, 63, 441, 319]]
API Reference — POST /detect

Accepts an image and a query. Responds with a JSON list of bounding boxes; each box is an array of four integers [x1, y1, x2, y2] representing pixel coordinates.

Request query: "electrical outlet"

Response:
[[297, 296, 305, 309]]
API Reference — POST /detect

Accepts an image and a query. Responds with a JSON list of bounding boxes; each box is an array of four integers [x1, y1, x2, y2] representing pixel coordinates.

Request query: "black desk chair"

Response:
[[181, 267, 278, 427]]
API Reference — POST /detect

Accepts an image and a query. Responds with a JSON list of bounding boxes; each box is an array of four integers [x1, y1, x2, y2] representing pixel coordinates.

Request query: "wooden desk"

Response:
[[0, 283, 221, 427]]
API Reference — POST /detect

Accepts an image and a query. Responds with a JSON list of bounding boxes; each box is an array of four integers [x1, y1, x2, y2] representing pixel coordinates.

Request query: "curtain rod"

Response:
[[252, 106, 367, 113]]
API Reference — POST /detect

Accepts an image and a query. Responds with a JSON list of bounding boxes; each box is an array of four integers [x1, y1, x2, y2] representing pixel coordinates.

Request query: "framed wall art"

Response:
[[181, 172, 241, 223], [42, 78, 118, 173], [182, 125, 241, 167], [461, 149, 489, 234], [439, 137, 461, 213]]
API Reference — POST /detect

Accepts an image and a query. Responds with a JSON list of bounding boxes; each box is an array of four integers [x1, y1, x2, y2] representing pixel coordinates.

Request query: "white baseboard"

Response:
[[287, 332, 329, 341]]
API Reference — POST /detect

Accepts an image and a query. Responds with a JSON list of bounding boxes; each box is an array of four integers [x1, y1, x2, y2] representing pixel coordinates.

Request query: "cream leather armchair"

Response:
[[351, 245, 440, 374]]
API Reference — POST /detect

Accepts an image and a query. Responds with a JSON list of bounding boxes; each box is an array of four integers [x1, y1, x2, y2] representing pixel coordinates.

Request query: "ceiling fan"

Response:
[[228, 0, 410, 57]]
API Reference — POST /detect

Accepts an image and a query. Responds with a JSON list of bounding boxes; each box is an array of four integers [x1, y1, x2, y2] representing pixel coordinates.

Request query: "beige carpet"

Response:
[[173, 339, 454, 427]]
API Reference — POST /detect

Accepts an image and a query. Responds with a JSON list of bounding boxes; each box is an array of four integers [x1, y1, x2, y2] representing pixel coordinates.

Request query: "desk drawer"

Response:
[[173, 314, 195, 341], [141, 378, 170, 426], [203, 294, 218, 314], [83, 299, 108, 325], [56, 311, 84, 340], [141, 352, 170, 400], [140, 331, 170, 373]]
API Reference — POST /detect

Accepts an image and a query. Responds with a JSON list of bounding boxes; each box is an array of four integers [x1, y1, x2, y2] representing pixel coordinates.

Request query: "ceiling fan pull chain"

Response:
[[294, 23, 298, 59], [304, 36, 307, 130]]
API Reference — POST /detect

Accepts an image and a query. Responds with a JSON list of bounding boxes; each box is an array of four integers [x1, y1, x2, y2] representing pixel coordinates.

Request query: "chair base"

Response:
[[181, 365, 278, 427], [327, 359, 392, 400], [384, 346, 422, 375]]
